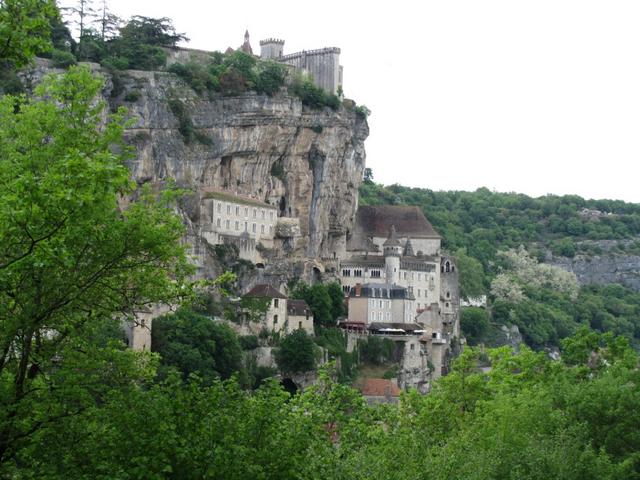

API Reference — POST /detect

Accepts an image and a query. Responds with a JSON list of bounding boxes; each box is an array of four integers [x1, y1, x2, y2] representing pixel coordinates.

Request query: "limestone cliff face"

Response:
[[548, 239, 640, 291], [111, 68, 368, 277]]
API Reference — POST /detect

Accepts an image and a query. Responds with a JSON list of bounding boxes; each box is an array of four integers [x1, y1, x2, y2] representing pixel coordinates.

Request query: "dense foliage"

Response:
[[360, 182, 640, 269], [0, 65, 191, 465], [152, 308, 242, 383], [275, 329, 317, 374], [4, 333, 640, 479], [291, 281, 345, 327]]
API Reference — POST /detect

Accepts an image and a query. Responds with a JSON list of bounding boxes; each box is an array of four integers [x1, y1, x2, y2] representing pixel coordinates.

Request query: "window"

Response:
[[273, 314, 278, 324], [269, 226, 273, 234], [261, 224, 265, 234], [418, 273, 422, 281], [445, 302, 450, 308], [274, 299, 279, 308], [270, 212, 274, 220], [253, 208, 257, 218], [410, 344, 415, 351], [216, 218, 221, 227], [235, 221, 239, 231], [417, 289, 421, 297], [403, 272, 407, 279], [261, 210, 265, 219], [342, 269, 351, 277], [226, 219, 230, 229], [235, 206, 239, 215], [244, 221, 248, 231], [244, 207, 248, 216], [217, 203, 222, 213], [227, 205, 231, 214], [379, 300, 383, 308], [298, 321, 302, 329], [446, 291, 450, 299], [445, 261, 450, 273]]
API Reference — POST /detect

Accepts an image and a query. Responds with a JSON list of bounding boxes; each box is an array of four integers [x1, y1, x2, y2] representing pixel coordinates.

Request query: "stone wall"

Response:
[[280, 48, 342, 94]]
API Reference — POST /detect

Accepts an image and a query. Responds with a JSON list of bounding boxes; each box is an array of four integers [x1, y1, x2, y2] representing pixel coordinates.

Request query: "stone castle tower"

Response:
[[260, 38, 285, 59]]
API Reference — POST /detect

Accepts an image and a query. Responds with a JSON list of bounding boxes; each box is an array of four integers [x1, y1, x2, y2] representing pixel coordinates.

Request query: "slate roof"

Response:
[[360, 378, 401, 397], [354, 206, 441, 239], [287, 299, 312, 316], [244, 284, 287, 299]]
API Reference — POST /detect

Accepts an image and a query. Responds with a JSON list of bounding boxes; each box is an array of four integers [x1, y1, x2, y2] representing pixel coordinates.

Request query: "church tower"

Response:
[[241, 29, 253, 55], [383, 225, 402, 285]]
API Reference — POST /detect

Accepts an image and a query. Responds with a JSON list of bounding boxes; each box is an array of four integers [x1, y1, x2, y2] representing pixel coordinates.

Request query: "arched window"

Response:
[[273, 314, 278, 324], [445, 261, 450, 273]]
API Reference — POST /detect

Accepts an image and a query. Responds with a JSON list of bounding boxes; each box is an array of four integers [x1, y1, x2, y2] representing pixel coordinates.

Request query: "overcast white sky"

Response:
[[63, 0, 640, 203]]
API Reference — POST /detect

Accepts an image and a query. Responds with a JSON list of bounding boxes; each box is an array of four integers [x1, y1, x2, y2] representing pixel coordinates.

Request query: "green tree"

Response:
[[454, 248, 486, 299], [275, 329, 316, 374], [292, 283, 333, 327], [0, 66, 191, 465], [327, 281, 346, 320], [0, 0, 57, 68], [460, 307, 490, 344], [152, 308, 242, 382]]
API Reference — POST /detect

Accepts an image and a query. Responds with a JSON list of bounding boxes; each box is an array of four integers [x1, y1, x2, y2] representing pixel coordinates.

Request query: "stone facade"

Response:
[[260, 38, 343, 94], [338, 206, 461, 390], [200, 190, 278, 263], [243, 284, 314, 336]]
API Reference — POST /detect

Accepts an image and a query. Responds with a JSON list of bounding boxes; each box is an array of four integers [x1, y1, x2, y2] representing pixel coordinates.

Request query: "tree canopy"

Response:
[[0, 65, 191, 465]]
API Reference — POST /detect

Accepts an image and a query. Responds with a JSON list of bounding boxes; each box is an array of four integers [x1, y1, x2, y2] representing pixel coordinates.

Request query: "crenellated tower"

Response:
[[260, 38, 285, 59]]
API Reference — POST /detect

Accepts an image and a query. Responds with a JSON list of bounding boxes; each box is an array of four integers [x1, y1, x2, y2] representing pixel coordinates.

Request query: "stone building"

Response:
[[259, 37, 343, 94], [200, 190, 278, 263], [243, 284, 314, 336], [338, 205, 461, 389], [346, 283, 416, 325]]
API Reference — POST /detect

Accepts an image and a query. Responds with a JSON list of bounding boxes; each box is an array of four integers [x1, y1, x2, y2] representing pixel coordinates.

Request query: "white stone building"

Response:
[[200, 190, 278, 263], [243, 284, 315, 336]]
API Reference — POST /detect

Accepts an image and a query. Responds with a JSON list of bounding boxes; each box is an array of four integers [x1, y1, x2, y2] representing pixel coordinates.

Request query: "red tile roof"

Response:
[[360, 378, 401, 397]]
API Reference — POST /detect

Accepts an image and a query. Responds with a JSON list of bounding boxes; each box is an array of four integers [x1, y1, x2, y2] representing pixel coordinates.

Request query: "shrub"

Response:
[[239, 335, 259, 350], [355, 104, 371, 118], [276, 329, 316, 374], [255, 61, 287, 96], [123, 90, 141, 102], [168, 97, 195, 143], [219, 68, 247, 96], [51, 49, 77, 69]]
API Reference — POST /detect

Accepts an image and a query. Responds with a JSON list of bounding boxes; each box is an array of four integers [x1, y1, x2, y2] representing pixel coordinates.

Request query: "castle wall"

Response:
[[260, 40, 284, 59], [280, 48, 342, 94]]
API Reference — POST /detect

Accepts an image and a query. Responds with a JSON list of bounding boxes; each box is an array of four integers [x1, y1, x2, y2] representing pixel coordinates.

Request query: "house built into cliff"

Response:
[[338, 206, 461, 390], [243, 284, 314, 336]]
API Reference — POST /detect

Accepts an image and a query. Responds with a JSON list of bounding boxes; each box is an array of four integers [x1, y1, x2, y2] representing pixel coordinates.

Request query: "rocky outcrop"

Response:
[[24, 59, 368, 282], [551, 254, 640, 291], [548, 239, 640, 291]]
